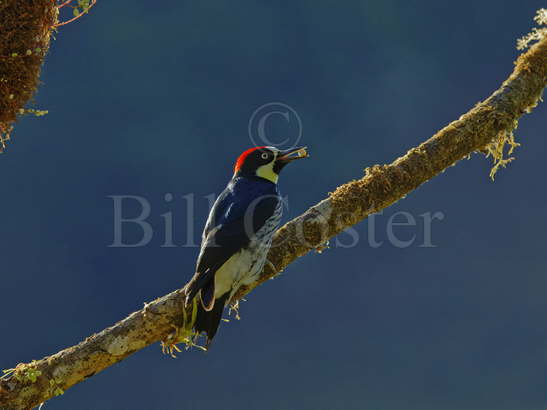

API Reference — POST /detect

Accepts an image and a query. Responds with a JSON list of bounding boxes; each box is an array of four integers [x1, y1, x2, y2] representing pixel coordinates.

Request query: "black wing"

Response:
[[184, 178, 280, 309]]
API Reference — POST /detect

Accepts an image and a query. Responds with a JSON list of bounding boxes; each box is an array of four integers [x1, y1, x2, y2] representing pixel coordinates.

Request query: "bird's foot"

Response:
[[161, 326, 208, 357], [161, 325, 186, 358], [228, 300, 242, 320], [160, 299, 207, 356]]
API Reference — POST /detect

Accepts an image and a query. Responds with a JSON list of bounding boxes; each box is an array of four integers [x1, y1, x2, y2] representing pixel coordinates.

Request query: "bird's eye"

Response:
[[261, 153, 269, 160]]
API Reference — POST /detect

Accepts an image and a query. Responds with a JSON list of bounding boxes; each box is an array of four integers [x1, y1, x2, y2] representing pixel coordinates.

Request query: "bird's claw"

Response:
[[161, 339, 182, 359], [160, 300, 208, 356], [228, 300, 242, 320], [161, 325, 184, 358]]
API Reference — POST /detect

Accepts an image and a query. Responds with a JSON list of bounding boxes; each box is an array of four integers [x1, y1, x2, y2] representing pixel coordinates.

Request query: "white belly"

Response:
[[213, 241, 271, 300], [213, 213, 280, 300]]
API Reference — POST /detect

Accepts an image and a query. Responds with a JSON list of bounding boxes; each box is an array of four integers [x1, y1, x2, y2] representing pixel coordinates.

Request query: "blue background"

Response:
[[1, 1, 547, 409]]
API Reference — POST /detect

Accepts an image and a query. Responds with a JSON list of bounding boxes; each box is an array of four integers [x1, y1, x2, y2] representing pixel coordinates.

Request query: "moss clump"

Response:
[[2, 361, 42, 384], [485, 127, 520, 180], [49, 379, 64, 397], [0, 0, 57, 152], [517, 9, 547, 50]]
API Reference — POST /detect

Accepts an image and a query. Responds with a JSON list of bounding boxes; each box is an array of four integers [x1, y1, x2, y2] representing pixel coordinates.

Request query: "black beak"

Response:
[[276, 146, 309, 164]]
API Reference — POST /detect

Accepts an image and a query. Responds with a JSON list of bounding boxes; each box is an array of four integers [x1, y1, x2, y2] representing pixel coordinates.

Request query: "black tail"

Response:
[[194, 292, 229, 347]]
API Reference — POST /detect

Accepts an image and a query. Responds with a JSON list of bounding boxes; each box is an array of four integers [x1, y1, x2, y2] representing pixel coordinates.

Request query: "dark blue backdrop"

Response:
[[2, 1, 546, 409]]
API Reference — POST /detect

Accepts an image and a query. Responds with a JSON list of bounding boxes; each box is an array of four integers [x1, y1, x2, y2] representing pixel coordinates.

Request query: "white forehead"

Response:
[[265, 146, 280, 154]]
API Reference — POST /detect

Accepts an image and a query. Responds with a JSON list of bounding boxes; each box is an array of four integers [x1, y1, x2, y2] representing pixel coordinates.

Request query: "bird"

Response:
[[183, 145, 309, 347]]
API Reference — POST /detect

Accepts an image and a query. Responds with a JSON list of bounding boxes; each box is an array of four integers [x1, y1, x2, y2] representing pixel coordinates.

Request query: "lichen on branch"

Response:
[[517, 8, 547, 50]]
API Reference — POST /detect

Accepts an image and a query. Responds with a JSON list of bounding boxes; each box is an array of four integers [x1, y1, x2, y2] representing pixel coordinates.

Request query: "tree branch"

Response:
[[1, 31, 546, 410]]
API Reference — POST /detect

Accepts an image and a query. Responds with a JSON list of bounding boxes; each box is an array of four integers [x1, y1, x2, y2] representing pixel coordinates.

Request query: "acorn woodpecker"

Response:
[[183, 145, 308, 346]]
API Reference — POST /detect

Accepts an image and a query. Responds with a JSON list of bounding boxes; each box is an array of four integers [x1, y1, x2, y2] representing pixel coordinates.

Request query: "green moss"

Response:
[[2, 361, 42, 384], [0, 0, 57, 152], [49, 379, 64, 396]]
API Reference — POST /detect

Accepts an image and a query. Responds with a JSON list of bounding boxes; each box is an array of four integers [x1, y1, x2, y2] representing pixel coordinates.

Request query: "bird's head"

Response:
[[233, 146, 309, 183]]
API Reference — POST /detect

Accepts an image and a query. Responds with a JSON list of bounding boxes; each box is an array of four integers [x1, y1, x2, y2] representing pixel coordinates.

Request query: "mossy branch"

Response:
[[1, 18, 546, 410]]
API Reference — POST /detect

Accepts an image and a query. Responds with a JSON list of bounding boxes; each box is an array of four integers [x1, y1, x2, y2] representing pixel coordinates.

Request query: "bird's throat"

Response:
[[255, 162, 278, 184]]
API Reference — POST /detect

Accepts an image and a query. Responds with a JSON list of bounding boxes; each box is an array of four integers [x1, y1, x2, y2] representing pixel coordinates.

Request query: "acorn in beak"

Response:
[[276, 146, 309, 164]]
